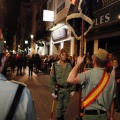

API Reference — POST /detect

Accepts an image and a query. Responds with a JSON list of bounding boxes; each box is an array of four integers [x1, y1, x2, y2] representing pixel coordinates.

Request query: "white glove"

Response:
[[70, 91, 75, 97], [52, 93, 57, 98]]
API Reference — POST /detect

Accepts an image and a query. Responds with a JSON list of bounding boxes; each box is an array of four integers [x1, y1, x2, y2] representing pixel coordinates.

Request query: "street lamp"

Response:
[[118, 15, 120, 19], [30, 34, 33, 39], [25, 40, 28, 44], [30, 34, 34, 55]]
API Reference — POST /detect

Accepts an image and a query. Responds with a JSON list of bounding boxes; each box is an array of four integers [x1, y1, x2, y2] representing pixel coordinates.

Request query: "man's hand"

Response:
[[70, 91, 75, 97], [52, 93, 57, 98]]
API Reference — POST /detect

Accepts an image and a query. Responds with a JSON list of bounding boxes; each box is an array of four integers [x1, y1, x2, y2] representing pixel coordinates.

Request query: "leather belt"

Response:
[[58, 84, 69, 89], [84, 110, 106, 115]]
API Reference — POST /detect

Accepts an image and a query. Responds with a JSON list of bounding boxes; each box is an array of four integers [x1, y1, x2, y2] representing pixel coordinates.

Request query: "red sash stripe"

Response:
[[70, 0, 77, 5], [82, 71, 110, 109]]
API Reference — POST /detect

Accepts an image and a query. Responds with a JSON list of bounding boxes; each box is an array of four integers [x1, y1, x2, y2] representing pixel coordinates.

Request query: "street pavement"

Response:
[[5, 67, 120, 120]]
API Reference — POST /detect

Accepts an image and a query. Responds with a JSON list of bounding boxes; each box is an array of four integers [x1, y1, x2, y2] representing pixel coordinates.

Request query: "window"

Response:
[[57, 0, 65, 8], [57, 0, 65, 13]]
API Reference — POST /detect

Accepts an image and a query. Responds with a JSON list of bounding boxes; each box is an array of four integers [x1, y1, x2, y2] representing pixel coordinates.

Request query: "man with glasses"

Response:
[[49, 48, 75, 120]]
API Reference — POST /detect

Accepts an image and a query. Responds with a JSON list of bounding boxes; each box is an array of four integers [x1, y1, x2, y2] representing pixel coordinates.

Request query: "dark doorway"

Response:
[[99, 36, 120, 58], [86, 40, 94, 55]]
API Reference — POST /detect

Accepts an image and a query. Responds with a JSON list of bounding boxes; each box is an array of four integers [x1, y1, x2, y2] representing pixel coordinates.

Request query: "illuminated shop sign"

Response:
[[43, 10, 54, 22], [52, 28, 67, 41]]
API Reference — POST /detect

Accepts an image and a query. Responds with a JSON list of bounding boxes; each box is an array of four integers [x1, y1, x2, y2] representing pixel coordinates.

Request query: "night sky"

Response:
[[5, 0, 21, 49]]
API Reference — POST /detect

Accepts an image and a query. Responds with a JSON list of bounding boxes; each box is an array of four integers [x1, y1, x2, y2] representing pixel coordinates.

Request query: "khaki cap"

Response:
[[59, 48, 67, 55], [94, 48, 108, 61]]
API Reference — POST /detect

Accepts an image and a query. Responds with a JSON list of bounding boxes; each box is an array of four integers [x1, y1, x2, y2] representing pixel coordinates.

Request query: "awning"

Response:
[[86, 20, 120, 41]]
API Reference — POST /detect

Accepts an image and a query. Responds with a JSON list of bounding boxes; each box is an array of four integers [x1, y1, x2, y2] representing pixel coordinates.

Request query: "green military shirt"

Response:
[[49, 61, 74, 93], [78, 68, 116, 111]]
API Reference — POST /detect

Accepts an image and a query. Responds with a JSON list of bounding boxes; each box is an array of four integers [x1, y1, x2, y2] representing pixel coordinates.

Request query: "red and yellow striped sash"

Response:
[[82, 71, 110, 109], [70, 0, 76, 5]]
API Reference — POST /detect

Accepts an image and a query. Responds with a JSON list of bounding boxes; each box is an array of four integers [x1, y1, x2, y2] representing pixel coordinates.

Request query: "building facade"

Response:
[[46, 0, 79, 56], [86, 0, 120, 56], [46, 0, 120, 57]]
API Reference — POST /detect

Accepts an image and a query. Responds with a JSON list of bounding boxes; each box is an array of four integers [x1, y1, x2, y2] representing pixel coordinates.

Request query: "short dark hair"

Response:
[[95, 56, 107, 68]]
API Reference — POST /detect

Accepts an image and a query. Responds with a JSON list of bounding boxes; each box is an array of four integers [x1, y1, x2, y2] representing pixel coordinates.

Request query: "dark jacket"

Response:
[[110, 65, 120, 82]]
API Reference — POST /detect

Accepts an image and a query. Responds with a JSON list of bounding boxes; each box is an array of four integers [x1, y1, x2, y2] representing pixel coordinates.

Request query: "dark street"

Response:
[[6, 68, 120, 120]]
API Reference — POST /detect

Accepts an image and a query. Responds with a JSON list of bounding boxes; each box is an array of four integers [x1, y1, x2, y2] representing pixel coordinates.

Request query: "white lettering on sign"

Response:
[[105, 13, 110, 22], [94, 13, 110, 26]]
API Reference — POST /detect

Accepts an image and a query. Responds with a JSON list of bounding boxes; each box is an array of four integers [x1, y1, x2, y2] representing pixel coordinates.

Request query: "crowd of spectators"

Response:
[[2, 51, 120, 114], [3, 52, 118, 76]]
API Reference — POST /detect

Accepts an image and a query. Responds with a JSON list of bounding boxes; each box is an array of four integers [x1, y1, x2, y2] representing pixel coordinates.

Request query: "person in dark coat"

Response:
[[110, 58, 120, 112], [9, 54, 16, 73], [28, 55, 34, 76], [16, 54, 23, 76], [22, 54, 27, 71], [47, 55, 52, 74], [34, 54, 41, 73]]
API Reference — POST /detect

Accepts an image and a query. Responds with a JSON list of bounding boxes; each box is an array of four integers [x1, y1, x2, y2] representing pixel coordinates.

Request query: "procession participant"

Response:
[[67, 48, 116, 120], [49, 48, 75, 120], [0, 28, 37, 120]]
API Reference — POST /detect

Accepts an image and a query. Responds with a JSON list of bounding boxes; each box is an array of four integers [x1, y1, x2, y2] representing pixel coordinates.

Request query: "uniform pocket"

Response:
[[55, 69, 62, 79]]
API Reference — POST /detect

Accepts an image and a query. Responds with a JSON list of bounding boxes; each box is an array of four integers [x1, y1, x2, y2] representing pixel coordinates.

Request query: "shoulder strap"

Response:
[[5, 84, 25, 120], [53, 63, 59, 95], [82, 71, 110, 109], [53, 63, 57, 84]]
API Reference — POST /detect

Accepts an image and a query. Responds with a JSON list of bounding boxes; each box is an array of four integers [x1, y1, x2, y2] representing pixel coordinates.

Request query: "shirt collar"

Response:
[[0, 73, 7, 81]]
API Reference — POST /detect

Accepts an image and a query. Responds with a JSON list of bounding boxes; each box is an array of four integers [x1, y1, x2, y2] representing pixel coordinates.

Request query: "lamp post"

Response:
[[30, 34, 33, 39], [30, 34, 34, 55], [25, 40, 28, 54], [25, 40, 28, 45]]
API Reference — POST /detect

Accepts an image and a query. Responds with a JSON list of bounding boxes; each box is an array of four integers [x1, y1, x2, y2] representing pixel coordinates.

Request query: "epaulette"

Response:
[[11, 80, 27, 87]]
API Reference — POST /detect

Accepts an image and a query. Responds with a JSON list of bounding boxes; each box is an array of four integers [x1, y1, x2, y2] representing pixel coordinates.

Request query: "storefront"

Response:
[[49, 25, 72, 55], [85, 0, 120, 55]]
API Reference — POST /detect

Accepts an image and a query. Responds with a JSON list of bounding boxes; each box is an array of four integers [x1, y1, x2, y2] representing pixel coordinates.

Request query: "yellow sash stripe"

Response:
[[71, 0, 76, 5], [82, 72, 109, 108]]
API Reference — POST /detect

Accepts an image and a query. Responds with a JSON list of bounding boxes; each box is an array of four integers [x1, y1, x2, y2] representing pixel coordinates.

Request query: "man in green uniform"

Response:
[[67, 48, 116, 120], [49, 48, 75, 120]]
